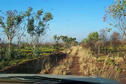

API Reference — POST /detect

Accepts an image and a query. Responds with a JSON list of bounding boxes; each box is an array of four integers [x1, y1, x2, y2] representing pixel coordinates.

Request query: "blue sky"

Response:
[[0, 0, 114, 42]]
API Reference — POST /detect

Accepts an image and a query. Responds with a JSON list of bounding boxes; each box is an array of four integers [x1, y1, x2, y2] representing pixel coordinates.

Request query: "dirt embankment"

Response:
[[0, 53, 67, 73]]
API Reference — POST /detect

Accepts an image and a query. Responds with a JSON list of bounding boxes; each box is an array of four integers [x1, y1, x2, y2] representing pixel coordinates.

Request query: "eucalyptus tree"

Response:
[[60, 36, 68, 48], [60, 35, 77, 48], [67, 37, 77, 46], [26, 8, 53, 57], [53, 35, 60, 51], [104, 0, 126, 39], [0, 10, 25, 58]]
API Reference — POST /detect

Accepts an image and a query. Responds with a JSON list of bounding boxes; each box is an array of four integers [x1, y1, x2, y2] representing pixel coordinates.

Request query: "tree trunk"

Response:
[[8, 36, 12, 58], [98, 46, 100, 55], [33, 35, 39, 57]]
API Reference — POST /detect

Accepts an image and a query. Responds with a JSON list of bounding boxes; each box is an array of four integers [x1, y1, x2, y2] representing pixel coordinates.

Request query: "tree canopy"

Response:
[[105, 0, 126, 39]]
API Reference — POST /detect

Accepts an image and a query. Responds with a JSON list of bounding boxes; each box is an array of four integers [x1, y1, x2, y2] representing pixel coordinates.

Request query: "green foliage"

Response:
[[26, 8, 53, 37], [0, 10, 25, 60], [53, 35, 61, 51], [26, 7, 53, 58], [8, 60, 19, 65], [60, 35, 78, 48], [25, 7, 33, 17], [81, 32, 100, 54], [0, 43, 60, 69], [33, 46, 40, 57], [44, 13, 53, 21], [117, 68, 121, 72], [82, 32, 99, 43], [0, 10, 25, 41], [107, 0, 126, 18], [0, 60, 7, 69], [87, 32, 99, 42], [106, 58, 115, 65], [27, 17, 35, 35]]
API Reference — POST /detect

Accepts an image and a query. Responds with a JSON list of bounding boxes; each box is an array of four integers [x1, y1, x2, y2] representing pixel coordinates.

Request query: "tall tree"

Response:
[[0, 10, 25, 57], [26, 7, 53, 57]]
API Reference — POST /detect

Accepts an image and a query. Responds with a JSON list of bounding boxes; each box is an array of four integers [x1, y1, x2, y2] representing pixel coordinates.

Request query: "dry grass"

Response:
[[71, 46, 120, 81], [78, 47, 97, 76], [96, 55, 120, 81]]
